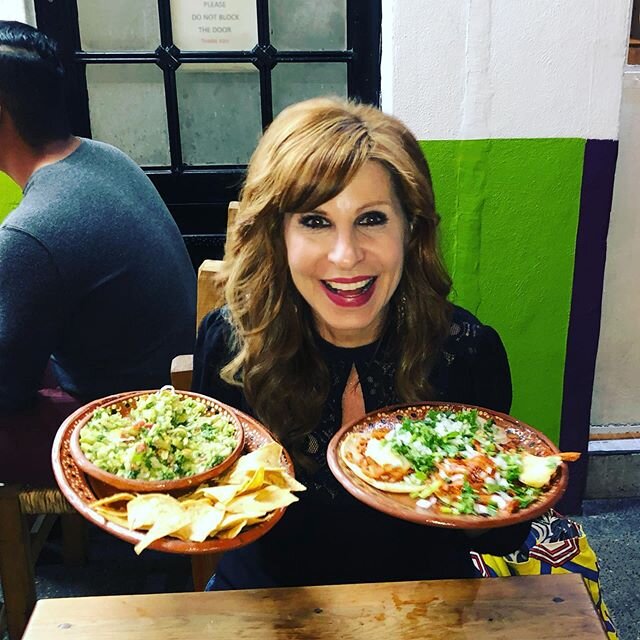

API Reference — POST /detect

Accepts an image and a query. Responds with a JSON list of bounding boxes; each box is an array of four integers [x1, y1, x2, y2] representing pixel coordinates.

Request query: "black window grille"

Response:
[[34, 0, 381, 262]]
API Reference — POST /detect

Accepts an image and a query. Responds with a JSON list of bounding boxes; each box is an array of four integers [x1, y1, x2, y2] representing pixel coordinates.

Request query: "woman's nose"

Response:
[[328, 229, 364, 269]]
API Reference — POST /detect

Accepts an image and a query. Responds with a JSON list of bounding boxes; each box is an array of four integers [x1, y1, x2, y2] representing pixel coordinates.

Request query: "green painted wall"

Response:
[[0, 172, 21, 223], [421, 139, 586, 444]]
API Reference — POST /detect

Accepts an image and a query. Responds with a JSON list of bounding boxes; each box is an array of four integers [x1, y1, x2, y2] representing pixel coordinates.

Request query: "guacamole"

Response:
[[79, 388, 239, 481]]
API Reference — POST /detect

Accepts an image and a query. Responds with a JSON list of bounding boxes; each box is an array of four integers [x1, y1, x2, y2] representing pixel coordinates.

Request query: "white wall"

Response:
[[381, 0, 631, 140], [381, 0, 638, 430], [591, 69, 640, 426], [0, 0, 35, 24]]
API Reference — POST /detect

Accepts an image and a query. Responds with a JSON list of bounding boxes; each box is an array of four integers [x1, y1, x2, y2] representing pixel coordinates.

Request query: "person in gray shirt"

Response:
[[0, 22, 196, 484]]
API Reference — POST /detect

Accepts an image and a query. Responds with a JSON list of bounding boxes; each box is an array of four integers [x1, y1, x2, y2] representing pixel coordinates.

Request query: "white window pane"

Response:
[[272, 63, 347, 117], [86, 64, 170, 166], [269, 0, 346, 51], [176, 64, 261, 165], [77, 0, 160, 51], [171, 0, 258, 51]]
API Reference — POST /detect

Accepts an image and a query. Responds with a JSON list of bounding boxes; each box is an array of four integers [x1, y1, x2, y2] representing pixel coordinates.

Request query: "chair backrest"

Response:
[[171, 201, 238, 391], [195, 200, 238, 328]]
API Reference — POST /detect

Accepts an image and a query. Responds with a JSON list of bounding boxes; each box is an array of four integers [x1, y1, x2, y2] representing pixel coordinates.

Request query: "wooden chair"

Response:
[[0, 477, 87, 640], [0, 201, 238, 637], [170, 201, 237, 393], [171, 201, 238, 591]]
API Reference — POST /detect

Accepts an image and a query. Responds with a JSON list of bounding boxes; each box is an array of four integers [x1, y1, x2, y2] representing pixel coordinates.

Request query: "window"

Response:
[[35, 0, 381, 262]]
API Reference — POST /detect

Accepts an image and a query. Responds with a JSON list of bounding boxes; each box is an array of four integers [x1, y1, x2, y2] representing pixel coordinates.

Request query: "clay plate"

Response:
[[327, 402, 569, 529], [68, 389, 244, 496], [52, 403, 294, 554]]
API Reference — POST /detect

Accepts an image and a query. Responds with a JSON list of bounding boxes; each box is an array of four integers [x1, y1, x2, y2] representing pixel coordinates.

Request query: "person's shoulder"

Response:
[[0, 222, 52, 262], [201, 306, 229, 328], [79, 137, 124, 157], [449, 305, 487, 337], [70, 141, 170, 218], [192, 307, 244, 401], [445, 305, 502, 352], [0, 186, 58, 246], [193, 307, 237, 385], [198, 307, 235, 351], [78, 138, 143, 171], [439, 306, 512, 413]]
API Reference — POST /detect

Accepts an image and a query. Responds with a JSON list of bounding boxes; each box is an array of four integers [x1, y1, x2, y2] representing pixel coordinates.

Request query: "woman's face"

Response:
[[284, 160, 406, 348]]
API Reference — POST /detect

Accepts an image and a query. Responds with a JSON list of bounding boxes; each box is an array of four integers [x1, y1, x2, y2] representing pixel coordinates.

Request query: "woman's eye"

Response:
[[357, 211, 389, 227], [298, 214, 330, 229]]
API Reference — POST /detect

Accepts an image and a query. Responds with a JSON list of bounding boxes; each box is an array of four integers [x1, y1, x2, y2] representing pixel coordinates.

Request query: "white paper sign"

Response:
[[170, 0, 258, 51]]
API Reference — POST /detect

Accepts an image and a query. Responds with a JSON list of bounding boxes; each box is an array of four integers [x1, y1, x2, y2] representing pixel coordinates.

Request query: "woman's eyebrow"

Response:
[[355, 200, 393, 212], [309, 200, 393, 215]]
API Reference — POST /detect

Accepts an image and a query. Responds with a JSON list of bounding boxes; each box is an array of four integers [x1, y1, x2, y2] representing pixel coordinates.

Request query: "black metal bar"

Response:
[[168, 54, 258, 64], [347, 0, 381, 106], [146, 166, 246, 176], [157, 0, 174, 47], [257, 61, 274, 129], [256, 0, 270, 47], [273, 51, 351, 63], [160, 63, 183, 172], [157, 0, 182, 172], [171, 50, 256, 60], [73, 50, 352, 64], [255, 0, 274, 128], [73, 52, 159, 62]]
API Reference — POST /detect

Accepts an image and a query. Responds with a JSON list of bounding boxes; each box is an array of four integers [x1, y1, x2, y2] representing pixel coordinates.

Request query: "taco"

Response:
[[340, 430, 417, 493]]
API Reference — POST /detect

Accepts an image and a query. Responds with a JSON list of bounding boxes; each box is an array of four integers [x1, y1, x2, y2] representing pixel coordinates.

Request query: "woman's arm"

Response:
[[470, 324, 512, 414], [465, 520, 532, 556], [438, 309, 512, 414], [449, 316, 530, 551]]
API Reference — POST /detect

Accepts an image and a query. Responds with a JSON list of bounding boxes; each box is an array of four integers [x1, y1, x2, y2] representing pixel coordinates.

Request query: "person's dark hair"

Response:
[[220, 97, 453, 455], [0, 21, 70, 147]]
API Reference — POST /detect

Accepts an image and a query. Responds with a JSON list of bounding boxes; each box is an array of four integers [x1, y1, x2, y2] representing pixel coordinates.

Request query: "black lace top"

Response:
[[192, 305, 529, 590]]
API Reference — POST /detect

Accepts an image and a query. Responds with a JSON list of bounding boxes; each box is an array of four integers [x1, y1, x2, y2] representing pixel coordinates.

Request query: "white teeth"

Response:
[[325, 278, 374, 292]]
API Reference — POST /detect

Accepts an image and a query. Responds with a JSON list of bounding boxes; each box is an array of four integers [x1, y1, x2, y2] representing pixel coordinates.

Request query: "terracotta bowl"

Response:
[[327, 401, 569, 529], [53, 408, 293, 554], [68, 389, 244, 497]]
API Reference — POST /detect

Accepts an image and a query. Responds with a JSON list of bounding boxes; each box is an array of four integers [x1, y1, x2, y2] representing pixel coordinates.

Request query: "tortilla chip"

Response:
[[225, 485, 299, 516], [134, 515, 188, 554], [89, 443, 305, 551], [189, 484, 242, 505], [222, 442, 284, 484], [127, 494, 180, 529], [90, 492, 136, 508], [93, 505, 131, 528], [263, 469, 307, 492], [237, 467, 266, 494], [174, 500, 226, 542], [217, 519, 248, 539], [128, 495, 191, 554]]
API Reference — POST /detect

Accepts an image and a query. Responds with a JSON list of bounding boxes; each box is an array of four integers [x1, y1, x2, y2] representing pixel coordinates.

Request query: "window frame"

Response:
[[34, 0, 382, 247]]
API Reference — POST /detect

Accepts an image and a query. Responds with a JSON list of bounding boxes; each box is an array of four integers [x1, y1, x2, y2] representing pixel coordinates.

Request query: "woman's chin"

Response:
[[314, 313, 386, 348]]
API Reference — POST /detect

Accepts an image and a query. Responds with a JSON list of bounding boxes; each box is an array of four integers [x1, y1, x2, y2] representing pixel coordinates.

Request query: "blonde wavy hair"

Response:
[[219, 97, 452, 450]]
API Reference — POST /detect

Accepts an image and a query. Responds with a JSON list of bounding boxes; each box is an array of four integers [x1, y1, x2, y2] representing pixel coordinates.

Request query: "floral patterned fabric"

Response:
[[470, 509, 618, 639]]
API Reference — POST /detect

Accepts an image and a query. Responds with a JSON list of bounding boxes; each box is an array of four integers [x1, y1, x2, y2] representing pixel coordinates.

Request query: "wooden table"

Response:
[[22, 574, 607, 639]]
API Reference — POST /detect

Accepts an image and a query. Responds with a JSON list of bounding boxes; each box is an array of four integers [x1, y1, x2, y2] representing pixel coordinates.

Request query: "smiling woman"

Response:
[[284, 161, 406, 348], [191, 97, 530, 592]]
